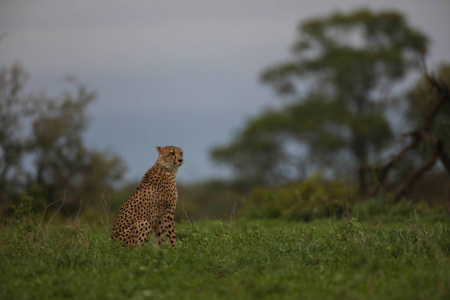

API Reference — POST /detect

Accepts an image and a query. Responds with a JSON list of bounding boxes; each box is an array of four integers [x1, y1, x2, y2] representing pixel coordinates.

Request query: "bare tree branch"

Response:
[[362, 56, 450, 200], [394, 140, 442, 200]]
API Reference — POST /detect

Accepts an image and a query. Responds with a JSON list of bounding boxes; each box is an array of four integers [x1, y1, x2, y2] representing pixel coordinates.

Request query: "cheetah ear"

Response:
[[156, 146, 162, 153]]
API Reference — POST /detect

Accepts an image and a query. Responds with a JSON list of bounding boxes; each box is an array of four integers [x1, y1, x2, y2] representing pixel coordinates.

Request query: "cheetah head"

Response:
[[156, 146, 184, 172]]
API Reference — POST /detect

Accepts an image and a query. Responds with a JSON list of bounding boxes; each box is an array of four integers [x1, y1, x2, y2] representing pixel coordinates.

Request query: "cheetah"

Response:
[[111, 146, 183, 247]]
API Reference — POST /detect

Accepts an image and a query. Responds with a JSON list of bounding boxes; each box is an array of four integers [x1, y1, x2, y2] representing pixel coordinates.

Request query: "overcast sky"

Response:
[[1, 0, 449, 184]]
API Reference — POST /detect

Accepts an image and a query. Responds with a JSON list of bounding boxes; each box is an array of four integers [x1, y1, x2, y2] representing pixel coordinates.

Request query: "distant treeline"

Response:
[[1, 8, 449, 221]]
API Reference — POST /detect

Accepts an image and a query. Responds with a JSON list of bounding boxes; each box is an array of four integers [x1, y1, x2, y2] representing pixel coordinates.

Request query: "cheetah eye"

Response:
[[170, 152, 175, 156]]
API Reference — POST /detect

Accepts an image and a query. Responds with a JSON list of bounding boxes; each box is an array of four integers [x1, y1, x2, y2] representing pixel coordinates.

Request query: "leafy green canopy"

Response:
[[211, 9, 428, 186], [0, 64, 126, 214]]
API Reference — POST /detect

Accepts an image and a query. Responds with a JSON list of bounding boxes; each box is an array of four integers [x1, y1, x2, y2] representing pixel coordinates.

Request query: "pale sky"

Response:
[[1, 0, 449, 183]]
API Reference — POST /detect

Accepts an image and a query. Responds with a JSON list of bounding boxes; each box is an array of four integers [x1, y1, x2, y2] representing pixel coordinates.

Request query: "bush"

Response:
[[353, 197, 448, 222], [240, 176, 356, 221], [240, 177, 449, 222]]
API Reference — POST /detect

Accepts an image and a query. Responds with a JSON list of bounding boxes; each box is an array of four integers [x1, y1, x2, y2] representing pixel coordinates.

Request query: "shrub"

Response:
[[240, 176, 356, 221], [353, 197, 448, 222]]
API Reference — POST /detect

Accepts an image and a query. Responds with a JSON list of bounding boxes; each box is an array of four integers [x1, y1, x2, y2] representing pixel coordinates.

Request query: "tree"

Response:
[[0, 63, 126, 213], [211, 9, 428, 192], [211, 114, 288, 186], [31, 81, 95, 187], [0, 63, 31, 198], [363, 62, 450, 200], [407, 63, 450, 173]]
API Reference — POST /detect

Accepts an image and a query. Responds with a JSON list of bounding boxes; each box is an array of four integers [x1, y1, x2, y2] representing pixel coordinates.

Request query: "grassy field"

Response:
[[1, 210, 449, 299]]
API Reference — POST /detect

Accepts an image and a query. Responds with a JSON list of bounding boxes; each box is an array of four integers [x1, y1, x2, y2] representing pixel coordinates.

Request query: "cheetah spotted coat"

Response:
[[111, 146, 183, 247]]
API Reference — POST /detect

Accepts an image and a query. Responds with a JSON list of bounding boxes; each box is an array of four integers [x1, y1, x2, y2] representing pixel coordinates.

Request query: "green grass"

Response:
[[1, 216, 449, 300]]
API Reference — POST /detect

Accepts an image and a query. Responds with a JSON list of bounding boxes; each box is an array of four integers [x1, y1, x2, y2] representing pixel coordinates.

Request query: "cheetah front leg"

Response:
[[160, 208, 177, 247], [153, 220, 166, 247]]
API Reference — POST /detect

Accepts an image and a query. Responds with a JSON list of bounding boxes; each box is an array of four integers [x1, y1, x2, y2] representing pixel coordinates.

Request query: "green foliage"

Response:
[[6, 196, 40, 236], [10, 196, 34, 220], [241, 177, 355, 221], [9, 196, 37, 232], [0, 63, 126, 214], [265, 9, 428, 96], [211, 9, 429, 187], [0, 217, 448, 300], [353, 197, 448, 222], [210, 114, 287, 185], [176, 180, 243, 221], [0, 63, 32, 200], [239, 177, 449, 223]]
